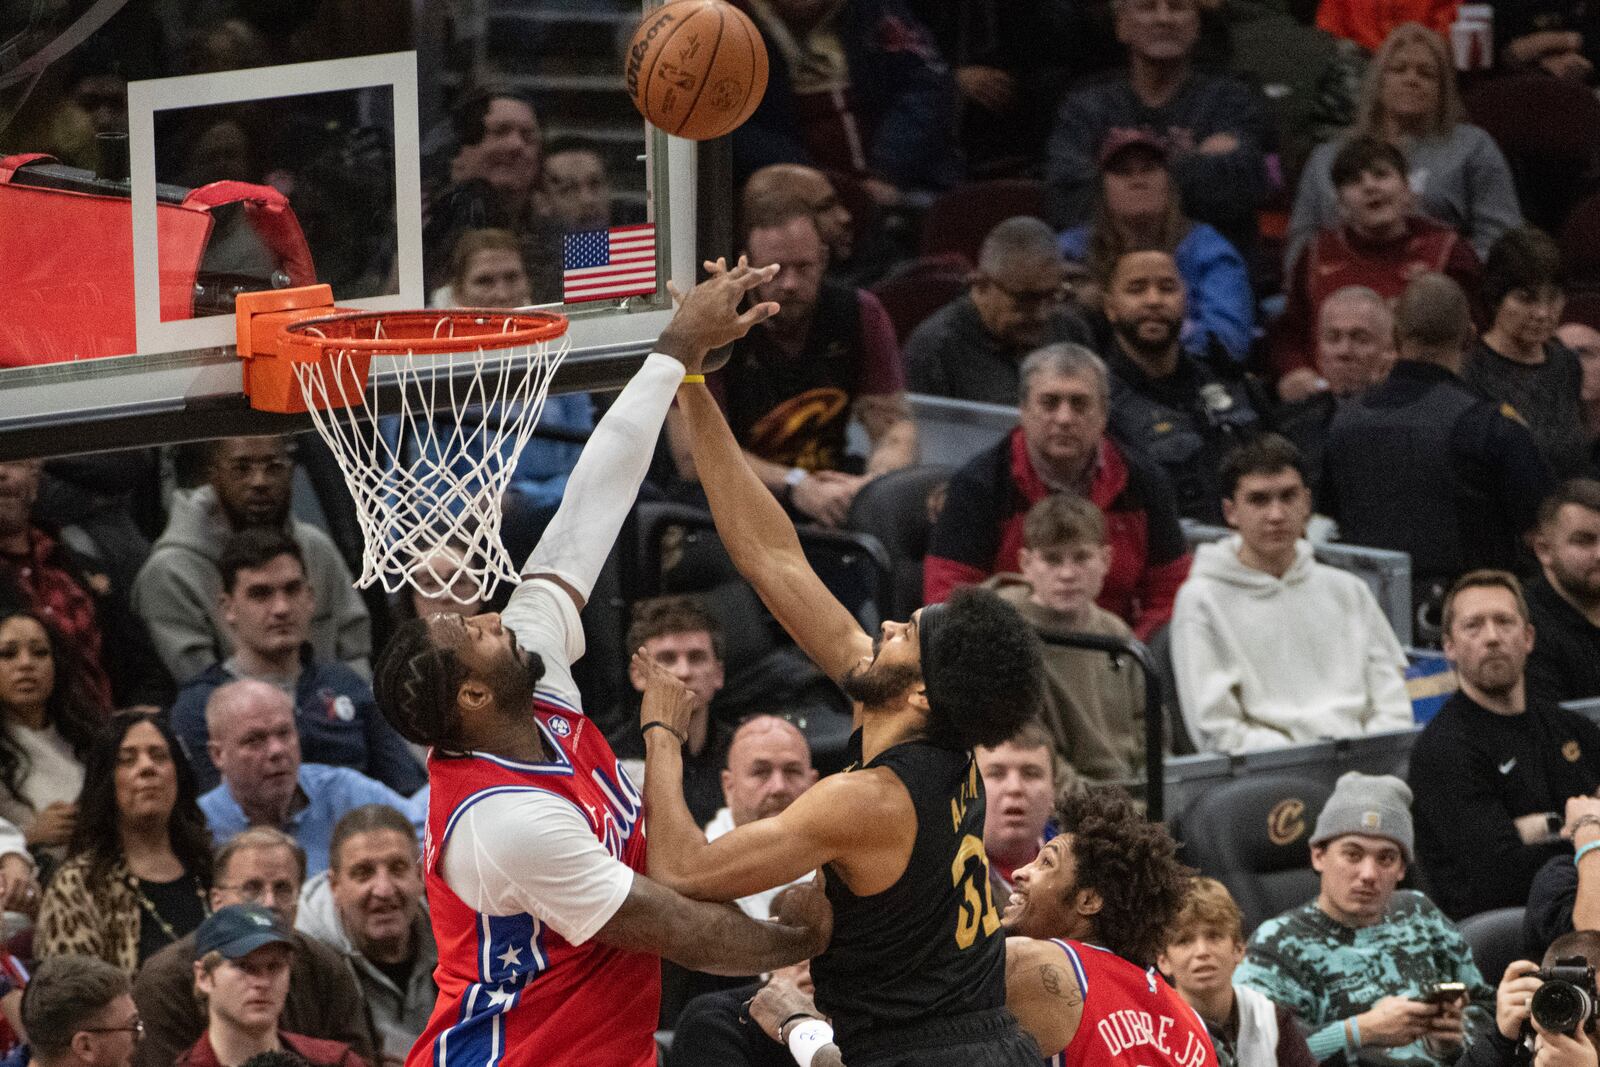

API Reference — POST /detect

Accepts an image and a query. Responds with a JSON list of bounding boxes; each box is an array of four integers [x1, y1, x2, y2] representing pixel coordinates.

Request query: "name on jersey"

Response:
[[950, 761, 981, 832], [1097, 1009, 1209, 1067]]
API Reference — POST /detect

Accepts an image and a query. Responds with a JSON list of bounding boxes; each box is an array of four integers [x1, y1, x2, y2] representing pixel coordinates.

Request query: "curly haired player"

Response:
[[746, 787, 1214, 1067]]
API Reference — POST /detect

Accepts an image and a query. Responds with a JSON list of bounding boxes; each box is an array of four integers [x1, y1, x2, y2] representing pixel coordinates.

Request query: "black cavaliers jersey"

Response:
[[809, 732, 1008, 1053]]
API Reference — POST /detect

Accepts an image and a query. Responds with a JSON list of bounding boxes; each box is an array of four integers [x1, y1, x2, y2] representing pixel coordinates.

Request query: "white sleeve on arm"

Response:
[[440, 790, 635, 946], [521, 352, 685, 602]]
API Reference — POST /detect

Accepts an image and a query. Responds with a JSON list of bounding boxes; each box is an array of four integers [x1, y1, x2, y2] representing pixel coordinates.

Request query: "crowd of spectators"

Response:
[[19, 0, 1600, 1061]]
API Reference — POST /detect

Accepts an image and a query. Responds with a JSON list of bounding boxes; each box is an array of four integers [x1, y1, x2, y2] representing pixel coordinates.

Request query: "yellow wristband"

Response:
[[681, 374, 705, 385]]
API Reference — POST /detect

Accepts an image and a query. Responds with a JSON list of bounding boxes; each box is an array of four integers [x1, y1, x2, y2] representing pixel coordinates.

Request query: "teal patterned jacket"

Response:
[[1235, 891, 1495, 1067]]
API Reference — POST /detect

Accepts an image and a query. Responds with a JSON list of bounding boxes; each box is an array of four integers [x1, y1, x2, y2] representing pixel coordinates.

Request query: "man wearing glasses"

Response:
[[907, 217, 1094, 407], [177, 905, 368, 1067], [11, 956, 142, 1067], [133, 435, 372, 684], [133, 828, 377, 1067]]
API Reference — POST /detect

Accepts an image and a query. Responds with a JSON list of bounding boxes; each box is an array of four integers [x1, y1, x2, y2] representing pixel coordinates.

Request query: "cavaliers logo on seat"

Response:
[[1267, 798, 1307, 846]]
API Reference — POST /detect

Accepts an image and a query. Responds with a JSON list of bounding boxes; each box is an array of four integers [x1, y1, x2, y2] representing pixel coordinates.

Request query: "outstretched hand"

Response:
[[769, 875, 834, 962], [656, 256, 780, 374], [634, 647, 698, 743]]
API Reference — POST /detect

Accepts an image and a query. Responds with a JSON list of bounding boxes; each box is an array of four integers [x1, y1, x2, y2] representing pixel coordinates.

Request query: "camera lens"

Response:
[[1533, 981, 1593, 1035]]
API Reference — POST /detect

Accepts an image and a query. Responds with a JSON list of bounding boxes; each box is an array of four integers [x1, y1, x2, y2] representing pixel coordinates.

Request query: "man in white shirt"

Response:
[[370, 261, 832, 1067], [1172, 434, 1413, 753]]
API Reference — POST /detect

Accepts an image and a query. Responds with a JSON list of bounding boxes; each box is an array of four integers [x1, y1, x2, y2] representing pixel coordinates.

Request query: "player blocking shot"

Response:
[[371, 262, 832, 1067], [637, 262, 1048, 1067]]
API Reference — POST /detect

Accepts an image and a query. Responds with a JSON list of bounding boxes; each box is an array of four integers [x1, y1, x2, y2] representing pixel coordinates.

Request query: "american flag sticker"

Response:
[[562, 224, 658, 303]]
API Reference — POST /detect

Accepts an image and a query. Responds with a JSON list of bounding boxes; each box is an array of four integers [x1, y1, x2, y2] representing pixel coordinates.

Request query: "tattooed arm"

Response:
[[1006, 936, 1086, 1057]]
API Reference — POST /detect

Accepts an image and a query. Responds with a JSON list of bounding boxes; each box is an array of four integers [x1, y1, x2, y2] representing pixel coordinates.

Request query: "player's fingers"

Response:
[[735, 302, 779, 329], [666, 280, 687, 307]]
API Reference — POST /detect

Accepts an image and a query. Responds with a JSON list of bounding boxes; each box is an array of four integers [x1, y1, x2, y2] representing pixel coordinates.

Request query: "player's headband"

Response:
[[917, 600, 950, 712]]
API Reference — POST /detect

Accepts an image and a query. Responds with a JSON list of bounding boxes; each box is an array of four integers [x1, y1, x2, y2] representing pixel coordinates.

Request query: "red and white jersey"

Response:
[[410, 580, 660, 1067], [1047, 939, 1217, 1067]]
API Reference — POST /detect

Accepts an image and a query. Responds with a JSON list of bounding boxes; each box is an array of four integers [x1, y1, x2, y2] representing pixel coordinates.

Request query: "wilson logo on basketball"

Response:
[[625, 11, 677, 98], [1267, 799, 1307, 846]]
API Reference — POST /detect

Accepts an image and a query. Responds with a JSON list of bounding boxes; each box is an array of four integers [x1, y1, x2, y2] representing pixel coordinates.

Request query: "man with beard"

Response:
[[1408, 570, 1600, 919], [1527, 481, 1600, 706], [907, 217, 1094, 406], [133, 436, 370, 684], [744, 788, 1211, 1067], [1099, 250, 1261, 524], [641, 328, 1047, 1066], [369, 263, 834, 1067], [666, 211, 917, 529]]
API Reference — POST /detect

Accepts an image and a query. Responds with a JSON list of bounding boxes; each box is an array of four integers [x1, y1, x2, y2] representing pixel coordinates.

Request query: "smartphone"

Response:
[[1422, 982, 1468, 1005]]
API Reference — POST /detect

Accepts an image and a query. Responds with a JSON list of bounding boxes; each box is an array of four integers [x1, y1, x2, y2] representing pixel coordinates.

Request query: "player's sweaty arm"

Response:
[[674, 341, 872, 684], [521, 260, 780, 613], [637, 651, 910, 902], [592, 871, 831, 976]]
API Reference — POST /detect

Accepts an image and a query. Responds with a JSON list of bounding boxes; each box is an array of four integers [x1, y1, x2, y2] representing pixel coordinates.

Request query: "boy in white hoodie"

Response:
[[1171, 434, 1412, 753]]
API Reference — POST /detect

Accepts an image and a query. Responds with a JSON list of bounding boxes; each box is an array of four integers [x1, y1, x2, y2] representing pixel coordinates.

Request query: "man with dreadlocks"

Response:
[[636, 317, 1049, 1067], [744, 786, 1211, 1067], [370, 261, 833, 1067]]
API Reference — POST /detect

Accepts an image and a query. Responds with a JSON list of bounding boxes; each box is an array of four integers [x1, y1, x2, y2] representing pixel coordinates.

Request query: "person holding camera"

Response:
[[1458, 931, 1600, 1067]]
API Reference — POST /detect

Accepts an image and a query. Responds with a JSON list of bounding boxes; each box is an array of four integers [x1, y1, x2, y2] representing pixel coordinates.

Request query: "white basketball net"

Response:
[[288, 317, 572, 606]]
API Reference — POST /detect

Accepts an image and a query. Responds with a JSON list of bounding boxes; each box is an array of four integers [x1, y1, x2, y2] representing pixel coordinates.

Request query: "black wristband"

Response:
[[641, 721, 686, 745], [777, 1012, 820, 1042]]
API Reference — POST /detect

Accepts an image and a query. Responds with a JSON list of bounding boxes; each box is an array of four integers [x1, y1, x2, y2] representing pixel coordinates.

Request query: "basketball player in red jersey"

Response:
[[372, 262, 832, 1067], [745, 787, 1212, 1067]]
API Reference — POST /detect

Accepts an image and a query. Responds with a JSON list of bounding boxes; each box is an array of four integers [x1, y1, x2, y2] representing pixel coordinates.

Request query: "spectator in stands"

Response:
[[1528, 481, 1600, 705], [1556, 323, 1600, 441], [298, 806, 434, 1066], [1456, 932, 1600, 1067], [924, 343, 1193, 640], [976, 722, 1057, 902], [703, 715, 818, 921], [1321, 273, 1552, 625], [905, 216, 1094, 405], [1408, 570, 1600, 918], [1058, 131, 1253, 362], [730, 0, 962, 200], [15, 956, 139, 1067], [170, 531, 421, 796], [983, 493, 1144, 785], [1286, 23, 1521, 269], [671, 212, 916, 528], [1495, 7, 1599, 80], [538, 136, 614, 233], [1276, 286, 1397, 493], [0, 607, 97, 859], [1045, 0, 1272, 263], [36, 711, 212, 973], [611, 597, 729, 826], [1235, 771, 1491, 1067], [1465, 227, 1591, 479], [1100, 249, 1262, 523], [740, 164, 858, 275], [179, 905, 368, 1067], [1172, 435, 1413, 754], [1523, 794, 1600, 957], [134, 827, 376, 1067], [198, 680, 420, 876], [133, 436, 371, 685], [0, 459, 164, 709], [1160, 877, 1318, 1067], [423, 88, 560, 301], [1273, 136, 1482, 400]]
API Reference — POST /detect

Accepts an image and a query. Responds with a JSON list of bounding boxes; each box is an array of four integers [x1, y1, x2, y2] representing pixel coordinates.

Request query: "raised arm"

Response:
[[522, 262, 781, 613], [675, 352, 872, 682]]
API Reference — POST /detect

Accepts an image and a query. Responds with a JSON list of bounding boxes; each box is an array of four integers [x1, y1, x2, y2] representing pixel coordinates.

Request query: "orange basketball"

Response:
[[625, 0, 768, 141]]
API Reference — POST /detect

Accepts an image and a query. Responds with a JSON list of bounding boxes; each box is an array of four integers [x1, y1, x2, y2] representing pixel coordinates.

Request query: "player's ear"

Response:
[[1075, 887, 1103, 918], [908, 686, 931, 713], [457, 678, 493, 714]]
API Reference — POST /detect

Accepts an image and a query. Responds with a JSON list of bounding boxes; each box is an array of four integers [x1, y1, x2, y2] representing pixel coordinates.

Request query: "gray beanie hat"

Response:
[[1310, 772, 1414, 861]]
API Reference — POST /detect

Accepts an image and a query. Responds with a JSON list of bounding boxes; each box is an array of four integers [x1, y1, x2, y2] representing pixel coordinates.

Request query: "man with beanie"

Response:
[[1235, 772, 1493, 1067], [1407, 570, 1600, 920]]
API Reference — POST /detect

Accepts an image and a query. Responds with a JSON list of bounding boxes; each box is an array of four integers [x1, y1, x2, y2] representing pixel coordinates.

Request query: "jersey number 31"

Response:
[[952, 834, 1003, 949]]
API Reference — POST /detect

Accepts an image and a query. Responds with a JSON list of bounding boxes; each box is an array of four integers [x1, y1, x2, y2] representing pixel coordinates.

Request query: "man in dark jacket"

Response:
[[1527, 479, 1600, 706]]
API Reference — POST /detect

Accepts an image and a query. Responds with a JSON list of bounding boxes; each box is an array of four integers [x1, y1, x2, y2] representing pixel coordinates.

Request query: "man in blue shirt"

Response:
[[172, 529, 423, 795], [198, 678, 422, 876]]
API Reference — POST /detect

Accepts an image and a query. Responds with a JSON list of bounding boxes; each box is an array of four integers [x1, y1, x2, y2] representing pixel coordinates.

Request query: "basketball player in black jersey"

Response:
[[640, 281, 1045, 1067]]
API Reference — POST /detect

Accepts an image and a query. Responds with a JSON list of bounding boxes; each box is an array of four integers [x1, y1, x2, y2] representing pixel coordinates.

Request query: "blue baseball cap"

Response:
[[195, 904, 295, 960]]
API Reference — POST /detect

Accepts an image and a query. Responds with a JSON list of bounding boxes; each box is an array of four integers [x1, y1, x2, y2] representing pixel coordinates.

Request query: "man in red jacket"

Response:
[[923, 343, 1191, 640], [180, 906, 368, 1067]]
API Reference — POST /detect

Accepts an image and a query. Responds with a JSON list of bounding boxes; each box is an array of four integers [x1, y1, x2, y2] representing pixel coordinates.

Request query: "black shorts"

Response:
[[841, 1008, 1042, 1067]]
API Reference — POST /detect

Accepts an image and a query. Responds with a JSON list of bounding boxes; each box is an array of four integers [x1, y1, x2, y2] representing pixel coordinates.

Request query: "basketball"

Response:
[[625, 0, 768, 141]]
